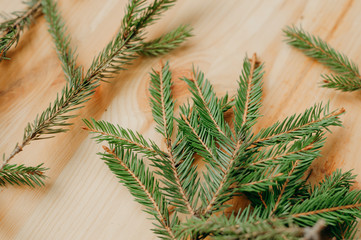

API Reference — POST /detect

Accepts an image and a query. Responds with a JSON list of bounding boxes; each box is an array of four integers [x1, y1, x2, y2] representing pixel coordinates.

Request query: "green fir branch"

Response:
[[149, 61, 175, 139], [139, 25, 193, 56], [284, 26, 361, 91], [149, 61, 198, 215], [252, 102, 344, 147], [101, 145, 177, 239], [0, 0, 42, 61], [176, 212, 307, 240], [0, 163, 47, 187], [83, 118, 164, 158], [86, 56, 358, 239], [42, 0, 79, 83], [182, 69, 232, 143], [234, 53, 264, 134], [2, 0, 191, 173], [200, 55, 266, 216]]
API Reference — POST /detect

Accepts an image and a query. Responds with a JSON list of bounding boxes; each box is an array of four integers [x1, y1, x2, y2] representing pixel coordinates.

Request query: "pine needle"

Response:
[[284, 25, 361, 91]]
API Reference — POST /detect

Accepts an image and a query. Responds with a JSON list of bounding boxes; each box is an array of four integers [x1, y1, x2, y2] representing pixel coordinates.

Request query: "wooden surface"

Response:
[[1, 0, 361, 239]]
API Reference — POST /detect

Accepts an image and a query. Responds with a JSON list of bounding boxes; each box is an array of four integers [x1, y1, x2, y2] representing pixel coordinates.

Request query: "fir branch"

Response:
[[292, 201, 361, 226], [247, 144, 313, 168], [181, 67, 238, 214], [102, 145, 176, 239], [149, 61, 175, 139], [252, 103, 344, 147], [42, 0, 79, 83], [2, 0, 190, 172], [234, 53, 264, 133], [176, 211, 308, 240], [0, 0, 42, 61], [284, 26, 361, 91], [86, 56, 357, 239], [310, 169, 355, 196], [270, 160, 300, 216], [201, 54, 264, 215], [182, 69, 231, 142], [250, 134, 326, 217], [138, 25, 193, 57], [149, 62, 196, 215], [133, 0, 176, 30], [83, 118, 164, 157], [177, 105, 222, 170], [290, 173, 361, 227], [0, 163, 47, 187]]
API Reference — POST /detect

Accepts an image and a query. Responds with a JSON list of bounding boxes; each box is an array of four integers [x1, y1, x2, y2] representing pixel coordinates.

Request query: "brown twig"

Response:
[[241, 53, 257, 124], [270, 160, 300, 216]]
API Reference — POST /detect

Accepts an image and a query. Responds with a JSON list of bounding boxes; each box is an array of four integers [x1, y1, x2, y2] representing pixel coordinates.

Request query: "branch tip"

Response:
[[336, 108, 346, 115], [102, 145, 111, 152]]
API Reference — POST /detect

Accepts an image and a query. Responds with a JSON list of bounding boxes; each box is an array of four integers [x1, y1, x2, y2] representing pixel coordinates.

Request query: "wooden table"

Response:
[[1, 0, 360, 239]]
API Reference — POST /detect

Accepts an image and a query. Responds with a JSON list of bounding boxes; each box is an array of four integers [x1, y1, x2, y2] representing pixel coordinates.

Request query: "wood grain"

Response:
[[1, 0, 361, 239]]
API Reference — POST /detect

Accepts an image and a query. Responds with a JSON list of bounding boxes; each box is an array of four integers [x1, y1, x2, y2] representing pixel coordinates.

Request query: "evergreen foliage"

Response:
[[284, 26, 361, 91], [0, 163, 47, 187], [0, 0, 191, 187], [0, 0, 42, 61], [85, 55, 360, 239]]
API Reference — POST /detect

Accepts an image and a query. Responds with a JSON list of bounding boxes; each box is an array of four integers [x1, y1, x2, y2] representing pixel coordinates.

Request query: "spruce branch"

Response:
[[83, 118, 164, 158], [289, 173, 361, 227], [247, 142, 314, 168], [101, 145, 177, 239], [178, 108, 220, 167], [149, 61, 175, 139], [149, 61, 197, 215], [176, 214, 307, 240], [270, 160, 300, 216], [182, 69, 232, 144], [0, 163, 47, 187], [284, 26, 361, 91], [250, 134, 326, 217], [252, 103, 344, 147], [201, 55, 266, 215], [1, 0, 191, 175], [234, 53, 264, 134], [42, 0, 79, 83], [177, 207, 328, 240], [0, 0, 42, 61], [86, 56, 358, 239], [138, 25, 193, 57]]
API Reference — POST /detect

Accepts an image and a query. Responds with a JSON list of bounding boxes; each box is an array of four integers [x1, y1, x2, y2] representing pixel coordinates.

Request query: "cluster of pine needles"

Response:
[[85, 55, 361, 239], [2, 0, 361, 239], [0, 0, 192, 187], [284, 26, 361, 92]]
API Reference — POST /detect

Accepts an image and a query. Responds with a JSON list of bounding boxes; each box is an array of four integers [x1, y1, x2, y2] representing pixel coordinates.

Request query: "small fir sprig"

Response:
[[175, 209, 327, 240], [84, 55, 361, 239], [1, 0, 192, 187], [284, 26, 361, 91], [0, 0, 42, 61], [0, 163, 47, 187], [138, 24, 193, 57]]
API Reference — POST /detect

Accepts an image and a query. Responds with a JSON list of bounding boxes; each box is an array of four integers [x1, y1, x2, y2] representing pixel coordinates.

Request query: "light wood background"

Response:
[[1, 0, 361, 239]]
